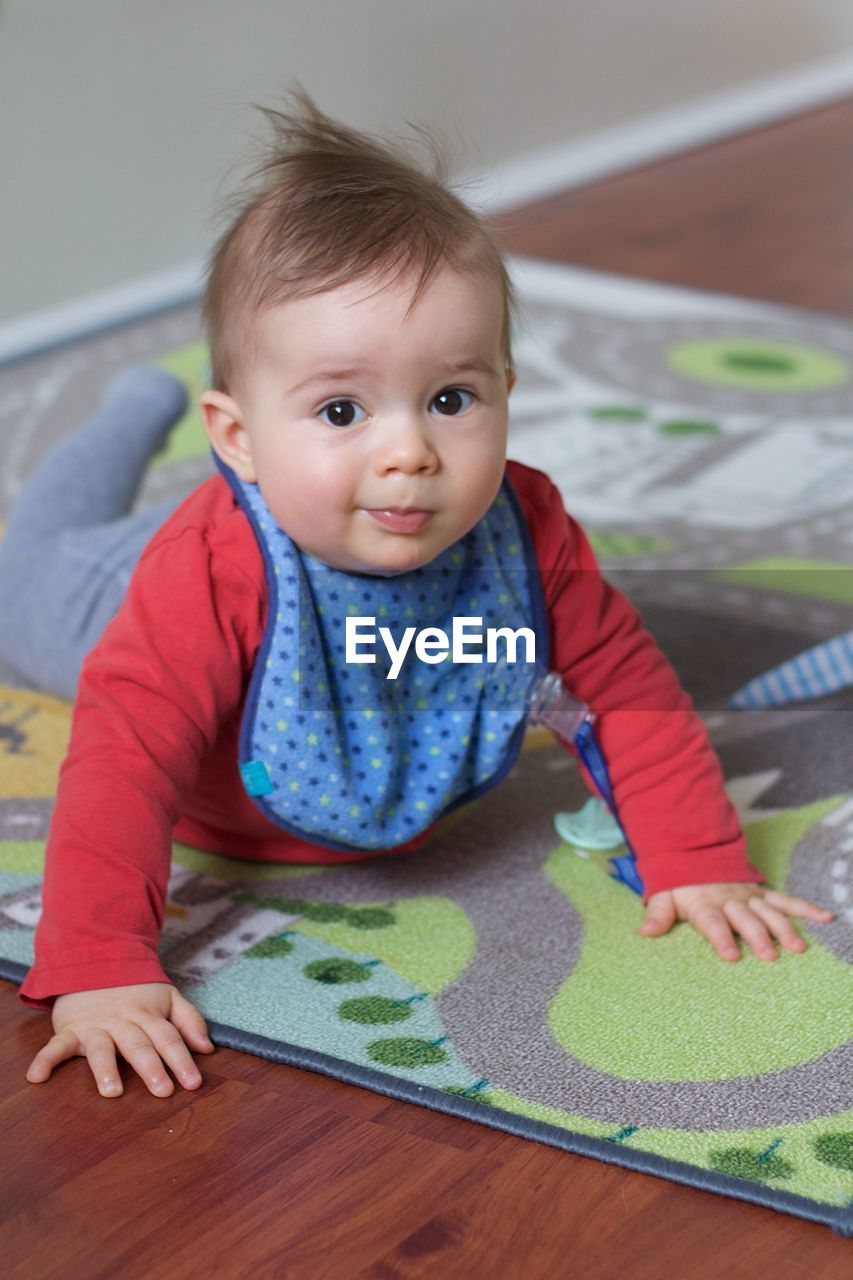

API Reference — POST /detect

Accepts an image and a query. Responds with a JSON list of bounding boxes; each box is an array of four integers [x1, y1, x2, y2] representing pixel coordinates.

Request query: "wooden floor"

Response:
[[3, 98, 853, 1278], [493, 96, 853, 316]]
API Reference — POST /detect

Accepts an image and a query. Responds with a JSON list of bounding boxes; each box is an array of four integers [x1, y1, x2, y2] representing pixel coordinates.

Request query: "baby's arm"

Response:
[[518, 466, 835, 945], [26, 983, 215, 1098], [21, 512, 261, 1089]]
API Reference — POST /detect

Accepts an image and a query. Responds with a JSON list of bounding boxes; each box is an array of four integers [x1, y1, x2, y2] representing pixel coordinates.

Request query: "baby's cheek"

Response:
[[272, 479, 336, 531], [274, 478, 359, 564]]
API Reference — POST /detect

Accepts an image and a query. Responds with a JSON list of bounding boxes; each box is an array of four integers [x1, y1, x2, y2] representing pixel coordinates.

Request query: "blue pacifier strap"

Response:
[[572, 718, 645, 897]]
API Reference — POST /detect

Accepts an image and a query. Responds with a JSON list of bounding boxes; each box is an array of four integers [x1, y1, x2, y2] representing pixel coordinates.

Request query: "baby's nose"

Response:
[[375, 416, 438, 473]]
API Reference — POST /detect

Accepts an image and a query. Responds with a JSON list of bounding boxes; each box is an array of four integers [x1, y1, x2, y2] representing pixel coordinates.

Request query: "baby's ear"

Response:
[[199, 390, 257, 482], [506, 368, 516, 395]]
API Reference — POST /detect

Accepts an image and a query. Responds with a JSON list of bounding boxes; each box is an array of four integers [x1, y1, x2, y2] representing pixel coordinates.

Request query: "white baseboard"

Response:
[[464, 51, 853, 212], [2, 51, 852, 368], [0, 262, 206, 369]]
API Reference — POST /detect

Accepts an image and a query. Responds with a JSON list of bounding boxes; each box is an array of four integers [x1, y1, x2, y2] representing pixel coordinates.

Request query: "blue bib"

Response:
[[216, 457, 549, 852]]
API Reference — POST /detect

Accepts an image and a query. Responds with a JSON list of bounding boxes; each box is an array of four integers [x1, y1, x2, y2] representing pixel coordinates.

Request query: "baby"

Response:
[[1, 92, 833, 1100]]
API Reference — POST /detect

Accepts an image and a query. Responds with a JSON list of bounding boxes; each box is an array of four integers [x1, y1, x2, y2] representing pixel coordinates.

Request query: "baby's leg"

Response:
[[0, 365, 189, 699]]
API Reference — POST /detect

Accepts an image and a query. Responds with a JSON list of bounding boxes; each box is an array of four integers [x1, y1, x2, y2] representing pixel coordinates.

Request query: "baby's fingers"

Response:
[[743, 895, 807, 954], [83, 1030, 126, 1097], [26, 1027, 82, 1084], [722, 900, 778, 961], [113, 1025, 177, 1098], [690, 907, 741, 962], [761, 890, 834, 923], [141, 1019, 204, 1092], [168, 989, 214, 1054]]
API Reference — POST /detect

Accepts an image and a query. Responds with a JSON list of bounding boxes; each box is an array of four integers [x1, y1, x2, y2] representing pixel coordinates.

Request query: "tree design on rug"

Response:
[[368, 1037, 449, 1067], [234, 891, 396, 930], [339, 994, 427, 1025], [303, 957, 379, 984], [709, 1140, 796, 1183], [244, 932, 295, 958], [813, 1134, 853, 1173]]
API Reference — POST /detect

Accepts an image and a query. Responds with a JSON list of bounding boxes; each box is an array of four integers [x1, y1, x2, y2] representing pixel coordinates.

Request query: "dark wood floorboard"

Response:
[[493, 96, 853, 317], [4, 97, 853, 1276]]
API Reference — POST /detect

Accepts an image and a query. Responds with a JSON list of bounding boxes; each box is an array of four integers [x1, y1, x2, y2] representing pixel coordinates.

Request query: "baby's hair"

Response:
[[202, 87, 516, 395]]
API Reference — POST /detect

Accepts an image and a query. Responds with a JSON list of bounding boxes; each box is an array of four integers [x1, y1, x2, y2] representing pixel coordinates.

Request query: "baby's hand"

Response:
[[26, 982, 215, 1099], [638, 883, 835, 962]]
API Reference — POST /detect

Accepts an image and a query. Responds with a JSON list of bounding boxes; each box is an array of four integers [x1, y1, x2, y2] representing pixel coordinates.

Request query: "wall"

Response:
[[3, 0, 853, 326]]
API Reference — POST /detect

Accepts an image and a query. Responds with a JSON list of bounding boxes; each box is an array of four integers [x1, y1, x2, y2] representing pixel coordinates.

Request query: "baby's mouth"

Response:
[[366, 507, 433, 533]]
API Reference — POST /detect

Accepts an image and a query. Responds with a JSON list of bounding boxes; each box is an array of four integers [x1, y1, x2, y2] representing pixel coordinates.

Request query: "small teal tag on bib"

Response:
[[240, 760, 274, 796]]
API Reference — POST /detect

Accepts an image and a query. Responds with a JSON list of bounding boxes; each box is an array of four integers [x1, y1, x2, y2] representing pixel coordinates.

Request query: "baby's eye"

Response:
[[319, 399, 366, 428], [430, 387, 475, 416]]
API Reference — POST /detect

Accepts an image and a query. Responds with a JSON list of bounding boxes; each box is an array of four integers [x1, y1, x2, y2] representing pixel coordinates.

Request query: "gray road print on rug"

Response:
[[177, 741, 850, 1133], [1, 700, 848, 1132]]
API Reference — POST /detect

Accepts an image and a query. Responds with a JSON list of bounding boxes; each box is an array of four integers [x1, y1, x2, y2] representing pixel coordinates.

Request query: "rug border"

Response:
[[2, 959, 850, 1238]]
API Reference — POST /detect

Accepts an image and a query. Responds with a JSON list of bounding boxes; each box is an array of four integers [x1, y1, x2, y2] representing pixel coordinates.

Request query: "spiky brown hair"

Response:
[[202, 88, 515, 395]]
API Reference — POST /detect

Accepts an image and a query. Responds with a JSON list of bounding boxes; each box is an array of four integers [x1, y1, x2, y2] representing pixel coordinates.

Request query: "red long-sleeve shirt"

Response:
[[19, 460, 763, 1008]]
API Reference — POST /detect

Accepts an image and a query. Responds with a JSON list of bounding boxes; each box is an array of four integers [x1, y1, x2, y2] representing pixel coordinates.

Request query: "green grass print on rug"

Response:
[[715, 559, 853, 607], [1, 685, 851, 1236], [545, 798, 850, 1081], [151, 342, 211, 466]]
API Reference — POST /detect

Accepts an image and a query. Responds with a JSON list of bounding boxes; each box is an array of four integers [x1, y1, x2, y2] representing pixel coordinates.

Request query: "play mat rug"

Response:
[[0, 258, 851, 1235]]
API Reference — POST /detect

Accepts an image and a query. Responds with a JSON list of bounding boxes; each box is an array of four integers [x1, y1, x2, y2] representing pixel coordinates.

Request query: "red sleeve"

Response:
[[509, 462, 766, 902], [18, 520, 263, 1009]]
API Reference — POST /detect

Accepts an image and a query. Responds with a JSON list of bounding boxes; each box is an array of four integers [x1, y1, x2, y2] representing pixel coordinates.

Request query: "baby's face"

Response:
[[203, 266, 512, 575]]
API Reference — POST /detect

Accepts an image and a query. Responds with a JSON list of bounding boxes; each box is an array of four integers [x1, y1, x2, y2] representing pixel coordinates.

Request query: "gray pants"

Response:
[[0, 366, 190, 700]]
